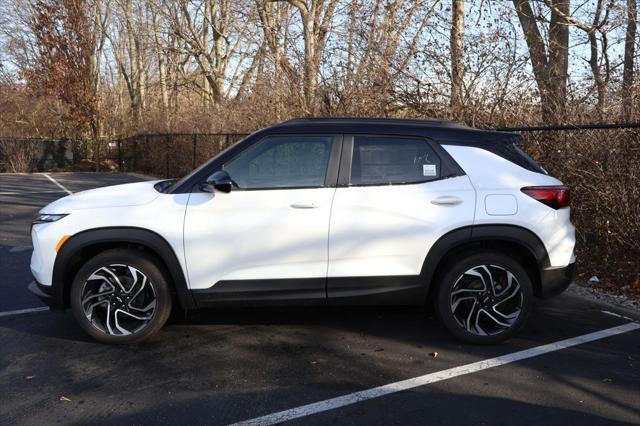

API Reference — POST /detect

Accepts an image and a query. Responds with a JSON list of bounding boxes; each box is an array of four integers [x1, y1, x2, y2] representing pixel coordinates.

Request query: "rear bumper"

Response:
[[28, 280, 65, 310], [539, 262, 576, 298]]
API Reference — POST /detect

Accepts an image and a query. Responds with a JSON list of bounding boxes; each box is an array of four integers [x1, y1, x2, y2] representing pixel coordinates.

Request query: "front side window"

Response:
[[223, 135, 333, 189], [351, 136, 441, 185]]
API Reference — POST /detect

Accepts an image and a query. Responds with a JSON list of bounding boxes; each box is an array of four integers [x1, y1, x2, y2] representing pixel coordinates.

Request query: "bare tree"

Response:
[[104, 0, 150, 123], [151, 6, 170, 112], [256, 0, 297, 86], [325, 0, 441, 116], [622, 0, 637, 121], [273, 0, 339, 114], [512, 0, 570, 123], [541, 0, 613, 119], [163, 0, 256, 106], [450, 0, 464, 119]]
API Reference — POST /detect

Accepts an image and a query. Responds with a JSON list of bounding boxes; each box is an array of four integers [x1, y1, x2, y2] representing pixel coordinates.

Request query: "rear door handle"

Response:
[[290, 201, 320, 209], [431, 196, 463, 206]]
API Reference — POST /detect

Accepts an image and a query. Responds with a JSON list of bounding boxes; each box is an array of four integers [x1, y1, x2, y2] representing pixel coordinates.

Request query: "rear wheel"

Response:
[[434, 251, 533, 344], [70, 249, 172, 344]]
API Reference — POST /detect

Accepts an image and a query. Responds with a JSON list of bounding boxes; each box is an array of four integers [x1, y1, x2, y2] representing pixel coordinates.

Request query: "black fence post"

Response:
[[133, 137, 139, 171], [95, 139, 100, 172], [192, 134, 197, 168], [117, 139, 123, 172], [165, 135, 170, 177], [225, 133, 230, 148]]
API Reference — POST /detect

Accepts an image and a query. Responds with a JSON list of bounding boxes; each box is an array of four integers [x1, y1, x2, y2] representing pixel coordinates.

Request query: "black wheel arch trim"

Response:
[[420, 224, 551, 300], [52, 227, 196, 310]]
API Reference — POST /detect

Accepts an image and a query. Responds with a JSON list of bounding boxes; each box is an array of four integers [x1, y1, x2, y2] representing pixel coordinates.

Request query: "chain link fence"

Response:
[[111, 133, 248, 177], [504, 124, 640, 290]]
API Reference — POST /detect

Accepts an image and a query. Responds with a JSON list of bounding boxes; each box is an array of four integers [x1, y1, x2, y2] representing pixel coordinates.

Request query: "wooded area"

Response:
[[0, 0, 637, 139]]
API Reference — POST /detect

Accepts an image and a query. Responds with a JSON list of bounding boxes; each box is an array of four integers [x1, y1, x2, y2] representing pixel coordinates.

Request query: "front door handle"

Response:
[[290, 201, 320, 209], [431, 196, 463, 206]]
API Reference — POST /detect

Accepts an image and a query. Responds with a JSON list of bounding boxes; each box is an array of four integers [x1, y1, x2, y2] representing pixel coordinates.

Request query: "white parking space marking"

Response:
[[0, 306, 49, 318], [232, 322, 640, 426], [602, 310, 636, 321], [42, 173, 73, 195], [8, 246, 32, 253]]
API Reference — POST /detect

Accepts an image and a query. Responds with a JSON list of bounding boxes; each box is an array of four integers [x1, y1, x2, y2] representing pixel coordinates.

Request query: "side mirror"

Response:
[[201, 170, 233, 193]]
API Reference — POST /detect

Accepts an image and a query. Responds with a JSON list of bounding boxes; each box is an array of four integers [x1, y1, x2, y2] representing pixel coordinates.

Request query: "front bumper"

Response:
[[539, 261, 576, 298], [28, 280, 65, 309]]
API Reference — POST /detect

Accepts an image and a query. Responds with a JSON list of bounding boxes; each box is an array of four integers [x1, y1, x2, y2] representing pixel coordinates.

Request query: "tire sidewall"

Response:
[[70, 249, 172, 344], [435, 251, 533, 344]]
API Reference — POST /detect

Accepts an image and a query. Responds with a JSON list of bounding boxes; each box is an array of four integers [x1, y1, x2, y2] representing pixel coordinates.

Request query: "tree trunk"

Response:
[[301, 13, 318, 114], [450, 0, 465, 120], [512, 0, 570, 124], [622, 0, 637, 121], [280, 0, 338, 115], [546, 0, 570, 123], [152, 10, 169, 112], [589, 28, 607, 119]]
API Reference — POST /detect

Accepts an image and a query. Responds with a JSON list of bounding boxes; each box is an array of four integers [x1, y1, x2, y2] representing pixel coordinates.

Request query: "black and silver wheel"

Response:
[[71, 249, 172, 344], [435, 251, 533, 344]]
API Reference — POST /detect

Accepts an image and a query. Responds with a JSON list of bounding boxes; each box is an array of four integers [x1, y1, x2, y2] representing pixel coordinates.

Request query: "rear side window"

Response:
[[351, 136, 441, 185], [500, 144, 548, 174], [512, 145, 547, 174]]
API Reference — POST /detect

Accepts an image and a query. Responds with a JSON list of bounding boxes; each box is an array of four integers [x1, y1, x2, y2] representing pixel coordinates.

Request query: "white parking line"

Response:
[[42, 173, 73, 195], [0, 306, 49, 318], [601, 310, 636, 321], [231, 321, 640, 426], [8, 246, 32, 253]]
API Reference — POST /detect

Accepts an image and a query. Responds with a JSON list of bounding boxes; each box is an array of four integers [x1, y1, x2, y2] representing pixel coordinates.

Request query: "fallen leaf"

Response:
[[59, 396, 71, 402], [24, 375, 35, 380], [429, 352, 438, 358], [602, 378, 612, 382]]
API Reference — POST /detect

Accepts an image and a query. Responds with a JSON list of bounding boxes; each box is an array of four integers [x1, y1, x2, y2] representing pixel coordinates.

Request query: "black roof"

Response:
[[281, 117, 470, 128], [265, 117, 523, 144]]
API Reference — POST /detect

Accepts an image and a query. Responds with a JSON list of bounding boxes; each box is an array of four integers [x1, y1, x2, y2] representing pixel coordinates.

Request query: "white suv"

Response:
[[29, 118, 576, 344]]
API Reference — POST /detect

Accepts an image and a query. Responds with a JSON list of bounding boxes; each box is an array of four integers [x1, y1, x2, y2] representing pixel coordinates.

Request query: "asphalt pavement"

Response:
[[0, 172, 638, 425]]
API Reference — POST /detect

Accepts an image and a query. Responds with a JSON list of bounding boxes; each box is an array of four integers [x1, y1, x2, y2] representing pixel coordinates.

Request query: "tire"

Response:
[[70, 248, 172, 344], [434, 250, 533, 344]]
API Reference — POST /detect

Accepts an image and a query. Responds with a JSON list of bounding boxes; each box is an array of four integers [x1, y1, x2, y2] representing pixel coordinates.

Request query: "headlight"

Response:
[[33, 214, 68, 224]]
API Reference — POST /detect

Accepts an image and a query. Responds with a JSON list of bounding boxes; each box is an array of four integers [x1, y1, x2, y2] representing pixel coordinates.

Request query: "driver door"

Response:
[[183, 134, 341, 305]]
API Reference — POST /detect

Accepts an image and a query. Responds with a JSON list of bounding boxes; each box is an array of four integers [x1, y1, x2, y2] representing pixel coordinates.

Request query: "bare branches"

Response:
[[0, 0, 637, 137]]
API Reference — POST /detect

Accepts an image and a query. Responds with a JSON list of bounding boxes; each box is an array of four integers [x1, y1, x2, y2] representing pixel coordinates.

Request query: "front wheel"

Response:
[[70, 249, 172, 344], [434, 251, 533, 344]]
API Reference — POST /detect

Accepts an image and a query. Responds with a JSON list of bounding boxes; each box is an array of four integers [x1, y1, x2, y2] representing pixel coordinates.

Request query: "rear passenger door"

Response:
[[327, 135, 476, 304]]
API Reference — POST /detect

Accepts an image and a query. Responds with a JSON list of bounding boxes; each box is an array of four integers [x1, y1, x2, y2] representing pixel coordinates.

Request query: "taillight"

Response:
[[521, 186, 571, 209]]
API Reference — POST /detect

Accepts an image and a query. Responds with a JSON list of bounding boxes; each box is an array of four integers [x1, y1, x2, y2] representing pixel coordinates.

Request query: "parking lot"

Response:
[[0, 172, 639, 425]]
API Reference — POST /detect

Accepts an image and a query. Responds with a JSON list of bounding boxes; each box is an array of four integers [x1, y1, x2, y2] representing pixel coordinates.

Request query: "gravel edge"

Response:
[[567, 283, 640, 312]]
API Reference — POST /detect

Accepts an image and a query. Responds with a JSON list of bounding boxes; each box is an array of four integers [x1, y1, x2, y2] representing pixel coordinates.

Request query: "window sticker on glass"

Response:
[[423, 164, 437, 177]]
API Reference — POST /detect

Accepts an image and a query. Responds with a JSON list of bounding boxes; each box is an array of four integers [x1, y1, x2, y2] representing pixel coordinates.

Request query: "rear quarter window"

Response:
[[503, 144, 548, 174]]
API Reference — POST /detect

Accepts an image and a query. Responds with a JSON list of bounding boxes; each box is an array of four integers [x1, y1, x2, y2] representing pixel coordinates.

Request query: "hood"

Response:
[[41, 180, 163, 213]]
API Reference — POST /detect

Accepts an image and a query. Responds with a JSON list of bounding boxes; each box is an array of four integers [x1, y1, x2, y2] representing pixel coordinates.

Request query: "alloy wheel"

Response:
[[449, 264, 523, 336], [80, 264, 156, 336]]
